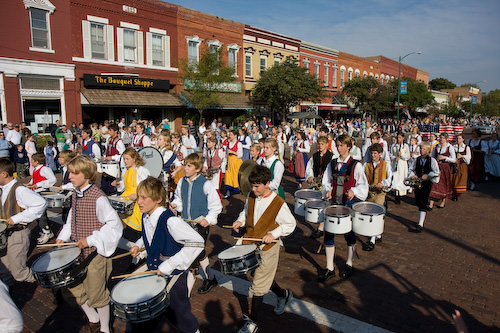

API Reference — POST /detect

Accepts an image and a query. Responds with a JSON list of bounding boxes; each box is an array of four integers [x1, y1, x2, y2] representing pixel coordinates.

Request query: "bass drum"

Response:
[[121, 147, 164, 179]]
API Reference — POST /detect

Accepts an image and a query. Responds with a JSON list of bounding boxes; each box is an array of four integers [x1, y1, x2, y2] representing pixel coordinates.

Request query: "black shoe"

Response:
[[409, 224, 423, 233], [318, 269, 335, 282], [394, 196, 401, 205], [340, 264, 354, 278], [375, 237, 382, 244], [425, 205, 433, 211], [198, 278, 217, 294], [362, 241, 375, 251], [310, 229, 324, 239], [451, 196, 458, 201]]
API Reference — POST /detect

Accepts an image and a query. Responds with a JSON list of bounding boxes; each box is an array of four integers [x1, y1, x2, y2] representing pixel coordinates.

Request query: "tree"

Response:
[[178, 45, 236, 125], [252, 57, 326, 120], [391, 77, 434, 112], [341, 77, 394, 115], [429, 77, 456, 90], [475, 89, 500, 116]]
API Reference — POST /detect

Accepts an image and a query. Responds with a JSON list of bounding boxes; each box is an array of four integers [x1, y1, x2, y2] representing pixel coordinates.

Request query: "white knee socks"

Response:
[[97, 305, 110, 333], [80, 301, 99, 323], [346, 246, 354, 267], [325, 246, 335, 271], [419, 211, 426, 227], [199, 257, 210, 279], [187, 270, 196, 297], [318, 222, 324, 232]]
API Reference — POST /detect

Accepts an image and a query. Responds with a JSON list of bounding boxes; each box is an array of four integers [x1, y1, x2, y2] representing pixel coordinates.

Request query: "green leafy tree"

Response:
[[341, 77, 394, 116], [475, 90, 500, 116], [429, 77, 456, 90], [391, 77, 434, 112], [252, 57, 326, 120], [179, 46, 236, 125]]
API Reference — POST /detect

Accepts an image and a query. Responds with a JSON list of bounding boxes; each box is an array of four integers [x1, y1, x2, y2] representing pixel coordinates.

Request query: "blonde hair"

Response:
[[184, 152, 204, 170], [123, 147, 145, 166], [68, 155, 97, 182], [264, 137, 278, 151], [136, 176, 167, 207], [158, 133, 172, 150], [59, 150, 77, 163]]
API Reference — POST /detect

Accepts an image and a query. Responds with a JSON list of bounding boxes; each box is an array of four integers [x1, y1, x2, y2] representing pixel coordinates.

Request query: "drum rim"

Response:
[[294, 189, 322, 199], [305, 199, 329, 209], [32, 246, 81, 273], [0, 223, 6, 232], [120, 146, 164, 178], [324, 205, 353, 218], [218, 244, 257, 260], [111, 275, 168, 304], [352, 202, 386, 215]]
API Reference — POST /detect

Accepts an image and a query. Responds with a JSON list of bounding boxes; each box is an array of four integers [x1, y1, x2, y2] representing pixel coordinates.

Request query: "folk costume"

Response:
[[293, 139, 310, 183], [203, 146, 226, 197], [305, 149, 334, 197], [225, 140, 243, 195], [484, 137, 500, 177], [259, 154, 285, 199], [452, 142, 471, 198], [238, 134, 252, 162], [467, 138, 487, 186], [390, 142, 411, 197], [430, 143, 456, 200]]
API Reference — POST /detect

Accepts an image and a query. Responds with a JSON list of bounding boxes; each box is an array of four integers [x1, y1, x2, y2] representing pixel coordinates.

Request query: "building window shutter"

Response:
[[106, 24, 114, 61], [82, 20, 91, 59], [137, 31, 144, 64], [165, 35, 171, 67], [117, 27, 124, 62], [146, 32, 152, 66]]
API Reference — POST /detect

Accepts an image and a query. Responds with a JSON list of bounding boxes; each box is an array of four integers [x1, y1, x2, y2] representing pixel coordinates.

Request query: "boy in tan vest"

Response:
[[232, 165, 296, 333]]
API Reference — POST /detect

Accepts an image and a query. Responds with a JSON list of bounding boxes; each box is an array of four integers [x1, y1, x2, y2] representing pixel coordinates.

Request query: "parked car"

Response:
[[473, 125, 496, 134]]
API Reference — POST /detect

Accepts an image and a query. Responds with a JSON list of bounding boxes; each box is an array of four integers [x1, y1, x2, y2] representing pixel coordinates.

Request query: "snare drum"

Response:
[[108, 195, 134, 215], [218, 244, 261, 275], [101, 161, 120, 179], [32, 246, 85, 289], [121, 147, 164, 178], [43, 193, 67, 209], [0, 223, 7, 251], [305, 199, 329, 223], [96, 161, 103, 174], [294, 189, 322, 216], [324, 205, 353, 234], [352, 202, 385, 236], [111, 274, 170, 323]]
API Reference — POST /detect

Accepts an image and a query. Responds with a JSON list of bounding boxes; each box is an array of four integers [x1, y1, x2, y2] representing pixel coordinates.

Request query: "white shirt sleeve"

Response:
[[158, 217, 204, 275], [400, 144, 410, 161], [0, 280, 23, 332], [171, 180, 183, 213], [92, 143, 101, 159], [305, 157, 314, 180], [235, 195, 249, 226], [137, 166, 150, 184], [444, 144, 456, 163], [219, 149, 227, 171], [142, 135, 152, 147], [382, 162, 393, 187], [110, 139, 126, 161], [37, 166, 57, 188], [269, 160, 284, 192], [204, 181, 222, 225], [11, 186, 47, 224], [351, 162, 369, 201], [297, 140, 310, 153], [322, 162, 333, 192], [236, 142, 243, 159], [269, 202, 297, 239]]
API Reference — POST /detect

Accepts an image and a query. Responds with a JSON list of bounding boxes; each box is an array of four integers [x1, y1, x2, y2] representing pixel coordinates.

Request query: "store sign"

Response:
[[83, 74, 170, 91], [184, 79, 242, 93]]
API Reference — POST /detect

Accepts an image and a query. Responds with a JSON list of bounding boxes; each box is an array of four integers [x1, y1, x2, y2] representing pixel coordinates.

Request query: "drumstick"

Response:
[[37, 242, 78, 248], [222, 225, 234, 229], [112, 270, 160, 280], [111, 248, 145, 260], [233, 237, 278, 243], [0, 219, 27, 226], [316, 243, 323, 254]]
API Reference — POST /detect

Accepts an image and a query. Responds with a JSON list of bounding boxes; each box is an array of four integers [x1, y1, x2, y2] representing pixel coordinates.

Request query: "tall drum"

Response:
[[304, 199, 329, 223], [324, 205, 353, 234], [294, 189, 322, 216], [352, 202, 385, 236]]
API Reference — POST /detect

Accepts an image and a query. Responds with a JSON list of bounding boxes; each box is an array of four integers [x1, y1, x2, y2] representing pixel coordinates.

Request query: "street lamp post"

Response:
[[396, 51, 422, 120]]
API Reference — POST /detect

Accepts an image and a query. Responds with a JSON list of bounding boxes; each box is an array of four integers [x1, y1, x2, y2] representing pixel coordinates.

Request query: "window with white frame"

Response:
[[30, 8, 51, 49], [363, 71, 368, 78], [314, 62, 320, 79], [340, 66, 345, 87], [324, 64, 329, 86], [90, 22, 106, 59], [186, 35, 202, 67], [123, 29, 137, 63], [151, 34, 164, 66], [82, 16, 114, 61], [208, 40, 222, 57], [355, 69, 360, 78], [333, 66, 337, 87], [303, 59, 310, 71], [245, 54, 252, 77], [227, 44, 240, 76], [380, 74, 385, 84], [260, 56, 267, 73], [146, 28, 170, 68], [117, 22, 143, 64], [348, 68, 353, 81]]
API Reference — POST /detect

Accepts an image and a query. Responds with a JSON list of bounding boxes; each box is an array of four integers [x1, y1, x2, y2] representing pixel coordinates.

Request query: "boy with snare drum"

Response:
[[232, 165, 296, 333], [130, 176, 203, 333], [56, 155, 123, 333]]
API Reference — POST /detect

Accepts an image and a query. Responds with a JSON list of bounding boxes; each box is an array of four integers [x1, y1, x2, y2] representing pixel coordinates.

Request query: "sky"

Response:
[[166, 0, 500, 93]]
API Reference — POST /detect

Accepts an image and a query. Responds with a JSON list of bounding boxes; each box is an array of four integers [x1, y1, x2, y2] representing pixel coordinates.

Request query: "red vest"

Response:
[[32, 166, 47, 185], [331, 157, 358, 204], [228, 141, 238, 153], [206, 148, 222, 169], [133, 134, 145, 147], [106, 136, 121, 156]]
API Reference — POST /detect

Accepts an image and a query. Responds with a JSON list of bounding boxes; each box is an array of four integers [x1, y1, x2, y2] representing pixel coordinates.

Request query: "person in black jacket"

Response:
[[13, 144, 29, 178]]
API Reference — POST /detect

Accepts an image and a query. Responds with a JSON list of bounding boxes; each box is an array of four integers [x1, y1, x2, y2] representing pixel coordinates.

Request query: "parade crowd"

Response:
[[0, 114, 498, 333]]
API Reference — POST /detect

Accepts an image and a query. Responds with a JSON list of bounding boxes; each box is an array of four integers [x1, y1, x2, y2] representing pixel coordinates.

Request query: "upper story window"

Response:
[[123, 29, 137, 63], [82, 15, 114, 61], [245, 54, 252, 77], [227, 44, 240, 77], [186, 35, 203, 67], [146, 28, 170, 68], [303, 59, 310, 72], [25, 0, 56, 53], [354, 69, 360, 78], [117, 22, 143, 64], [333, 66, 338, 88], [340, 66, 346, 88], [90, 22, 106, 59], [259, 50, 270, 73], [348, 68, 353, 81], [314, 62, 320, 79], [324, 64, 329, 86]]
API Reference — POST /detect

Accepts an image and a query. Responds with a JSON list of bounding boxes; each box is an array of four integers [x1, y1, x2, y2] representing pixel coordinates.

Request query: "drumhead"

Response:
[[352, 202, 386, 215], [305, 199, 328, 209], [108, 195, 132, 204], [43, 194, 65, 200], [324, 205, 353, 217], [32, 246, 81, 272], [111, 275, 167, 304], [218, 244, 257, 260], [294, 189, 322, 200]]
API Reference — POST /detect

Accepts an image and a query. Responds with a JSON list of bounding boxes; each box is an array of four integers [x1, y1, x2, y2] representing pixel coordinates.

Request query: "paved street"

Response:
[[14, 164, 500, 333]]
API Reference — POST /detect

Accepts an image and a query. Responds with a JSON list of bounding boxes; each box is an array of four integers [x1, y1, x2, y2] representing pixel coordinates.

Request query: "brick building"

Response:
[[365, 55, 429, 86], [337, 51, 380, 88]]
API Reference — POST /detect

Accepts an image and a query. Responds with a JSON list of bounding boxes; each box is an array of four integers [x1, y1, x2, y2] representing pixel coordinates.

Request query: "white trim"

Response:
[[29, 47, 55, 54], [120, 21, 140, 30], [186, 35, 203, 65], [149, 27, 166, 35], [87, 15, 108, 24], [0, 57, 75, 80], [24, 0, 55, 13], [0, 73, 6, 124], [208, 39, 223, 48], [243, 34, 256, 42], [257, 38, 271, 45], [272, 41, 284, 48], [340, 65, 346, 71], [72, 57, 178, 71], [285, 44, 298, 51]]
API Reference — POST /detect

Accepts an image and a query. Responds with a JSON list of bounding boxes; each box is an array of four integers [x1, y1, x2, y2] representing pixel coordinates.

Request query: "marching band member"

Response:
[[293, 131, 310, 187], [259, 138, 285, 199], [56, 155, 122, 333], [0, 158, 46, 287], [408, 142, 440, 232], [232, 165, 296, 333], [219, 130, 229, 151], [132, 123, 151, 147], [317, 127, 339, 158], [130, 177, 203, 333], [408, 136, 421, 169], [203, 136, 227, 198], [362, 143, 392, 251], [58, 150, 78, 222], [305, 135, 334, 239], [320, 134, 368, 281], [101, 123, 125, 196], [452, 134, 471, 200], [429, 133, 456, 209], [171, 132, 188, 183], [171, 153, 222, 295], [407, 126, 422, 146], [81, 127, 101, 160], [224, 130, 243, 198], [467, 129, 487, 190], [390, 132, 410, 205], [429, 133, 439, 154], [362, 132, 390, 163], [238, 128, 252, 161]]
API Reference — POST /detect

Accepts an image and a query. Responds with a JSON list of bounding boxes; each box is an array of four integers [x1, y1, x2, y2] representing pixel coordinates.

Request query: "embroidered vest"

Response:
[[133, 134, 145, 147], [330, 157, 358, 204], [180, 176, 209, 220], [312, 150, 333, 177], [32, 167, 47, 185], [82, 140, 95, 156], [243, 192, 283, 251], [0, 182, 24, 220], [365, 160, 388, 186], [206, 148, 222, 169], [105, 136, 120, 156], [415, 156, 432, 178]]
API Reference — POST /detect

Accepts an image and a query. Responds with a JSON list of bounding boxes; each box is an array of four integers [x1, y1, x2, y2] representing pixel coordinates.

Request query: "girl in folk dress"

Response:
[[203, 136, 227, 198], [484, 132, 500, 178], [467, 129, 487, 190], [407, 126, 422, 146], [293, 131, 310, 186], [390, 133, 410, 204], [224, 130, 243, 198], [170, 132, 188, 183], [24, 134, 37, 175], [219, 130, 229, 152], [429, 133, 456, 209], [238, 128, 252, 162], [181, 126, 198, 154], [277, 126, 287, 163], [452, 134, 471, 201]]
